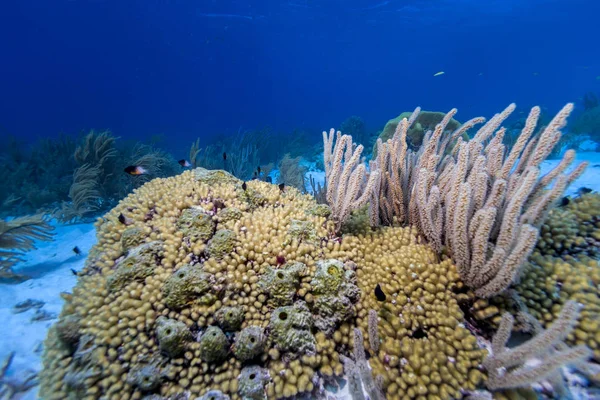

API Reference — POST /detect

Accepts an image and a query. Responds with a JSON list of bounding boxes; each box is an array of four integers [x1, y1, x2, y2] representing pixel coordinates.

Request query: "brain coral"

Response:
[[40, 168, 487, 400]]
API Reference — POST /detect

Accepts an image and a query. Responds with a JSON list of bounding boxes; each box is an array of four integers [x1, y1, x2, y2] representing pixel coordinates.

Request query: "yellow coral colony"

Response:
[[41, 169, 351, 400], [40, 103, 596, 400]]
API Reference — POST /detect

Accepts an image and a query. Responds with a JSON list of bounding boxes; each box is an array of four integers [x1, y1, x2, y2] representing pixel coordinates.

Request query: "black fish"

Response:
[[118, 213, 133, 225], [223, 152, 227, 161], [242, 182, 247, 191], [577, 187, 593, 196], [70, 268, 78, 276], [124, 165, 147, 175], [72, 246, 81, 256], [278, 183, 285, 192], [178, 159, 191, 168], [223, 152, 227, 171], [257, 166, 261, 174], [374, 283, 386, 302], [559, 196, 570, 207]]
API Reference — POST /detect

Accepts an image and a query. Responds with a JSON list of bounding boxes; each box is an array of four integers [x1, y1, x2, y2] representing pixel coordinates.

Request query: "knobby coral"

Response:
[[40, 168, 360, 400]]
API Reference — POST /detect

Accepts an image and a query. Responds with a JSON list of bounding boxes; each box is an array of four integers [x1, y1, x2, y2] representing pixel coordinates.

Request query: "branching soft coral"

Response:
[[54, 164, 102, 223], [0, 214, 54, 283], [483, 300, 592, 392]]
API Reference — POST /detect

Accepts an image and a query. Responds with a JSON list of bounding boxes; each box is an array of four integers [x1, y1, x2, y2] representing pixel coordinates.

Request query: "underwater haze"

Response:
[[2, 1, 600, 400], [1, 0, 600, 143]]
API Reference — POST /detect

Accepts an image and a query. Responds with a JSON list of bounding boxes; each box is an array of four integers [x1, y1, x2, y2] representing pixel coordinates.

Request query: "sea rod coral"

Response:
[[326, 103, 587, 298]]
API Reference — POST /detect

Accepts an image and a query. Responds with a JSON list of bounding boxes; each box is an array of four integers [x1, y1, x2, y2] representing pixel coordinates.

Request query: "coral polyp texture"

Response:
[[40, 168, 359, 400], [339, 227, 488, 399]]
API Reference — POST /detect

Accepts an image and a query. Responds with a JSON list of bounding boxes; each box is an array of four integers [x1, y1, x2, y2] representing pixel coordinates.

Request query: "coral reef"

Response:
[[344, 226, 488, 399], [38, 100, 597, 400], [349, 104, 587, 298], [483, 301, 591, 392], [40, 168, 359, 399], [512, 253, 600, 361], [536, 192, 600, 257], [232, 326, 267, 362]]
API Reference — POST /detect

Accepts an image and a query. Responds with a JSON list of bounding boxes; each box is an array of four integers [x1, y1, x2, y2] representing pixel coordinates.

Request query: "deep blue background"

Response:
[[1, 0, 599, 150]]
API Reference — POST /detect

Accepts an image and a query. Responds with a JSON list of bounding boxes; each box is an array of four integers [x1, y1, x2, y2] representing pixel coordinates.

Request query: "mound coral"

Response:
[[341, 226, 488, 400], [536, 192, 600, 257], [40, 168, 359, 399]]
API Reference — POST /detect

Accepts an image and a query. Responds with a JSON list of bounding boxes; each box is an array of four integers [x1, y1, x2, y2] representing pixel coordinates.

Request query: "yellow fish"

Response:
[[433, 71, 445, 77]]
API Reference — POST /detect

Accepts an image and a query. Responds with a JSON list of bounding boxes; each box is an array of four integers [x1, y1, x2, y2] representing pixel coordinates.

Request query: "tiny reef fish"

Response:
[[278, 183, 285, 191], [242, 182, 247, 191], [577, 187, 593, 196], [72, 246, 82, 256], [124, 165, 147, 175], [375, 283, 386, 302], [559, 196, 570, 207], [433, 71, 445, 77], [178, 159, 192, 167], [118, 213, 134, 225], [71, 268, 78, 276]]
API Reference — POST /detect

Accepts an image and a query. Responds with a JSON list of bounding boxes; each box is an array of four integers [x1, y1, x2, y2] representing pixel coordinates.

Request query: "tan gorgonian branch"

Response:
[[333, 102, 586, 297], [323, 129, 380, 231], [484, 301, 591, 391]]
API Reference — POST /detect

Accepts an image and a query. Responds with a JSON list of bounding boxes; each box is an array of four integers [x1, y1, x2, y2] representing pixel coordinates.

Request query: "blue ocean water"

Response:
[[1, 2, 600, 400], [1, 0, 599, 147]]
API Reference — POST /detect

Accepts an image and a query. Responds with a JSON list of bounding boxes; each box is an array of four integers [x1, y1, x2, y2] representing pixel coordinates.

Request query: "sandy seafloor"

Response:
[[1, 152, 599, 400]]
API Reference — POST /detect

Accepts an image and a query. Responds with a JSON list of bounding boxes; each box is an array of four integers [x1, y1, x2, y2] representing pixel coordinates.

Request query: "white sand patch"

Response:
[[0, 221, 96, 399]]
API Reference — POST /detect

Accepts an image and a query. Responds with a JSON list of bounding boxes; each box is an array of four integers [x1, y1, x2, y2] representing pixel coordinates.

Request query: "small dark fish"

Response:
[[70, 268, 78, 276], [124, 165, 147, 175], [374, 283, 386, 302], [278, 183, 285, 192], [223, 152, 227, 161], [592, 164, 600, 168], [559, 196, 570, 207], [242, 182, 247, 191], [257, 166, 261, 174], [178, 159, 192, 168], [72, 246, 82, 256], [265, 176, 272, 183], [118, 213, 134, 225], [577, 187, 593, 196]]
